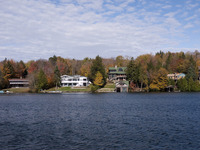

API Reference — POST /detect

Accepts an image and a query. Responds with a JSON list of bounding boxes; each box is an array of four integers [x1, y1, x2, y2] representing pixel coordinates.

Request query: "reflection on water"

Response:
[[0, 93, 200, 149]]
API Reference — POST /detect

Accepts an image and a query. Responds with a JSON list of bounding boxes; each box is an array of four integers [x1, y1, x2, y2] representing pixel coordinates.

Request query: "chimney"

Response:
[[115, 65, 117, 69]]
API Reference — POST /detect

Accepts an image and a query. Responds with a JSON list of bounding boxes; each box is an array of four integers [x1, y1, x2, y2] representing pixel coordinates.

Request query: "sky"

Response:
[[0, 0, 200, 62]]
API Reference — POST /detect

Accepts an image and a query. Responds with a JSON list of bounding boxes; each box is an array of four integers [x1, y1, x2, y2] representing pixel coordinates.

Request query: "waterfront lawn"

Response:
[[47, 86, 91, 92], [104, 83, 116, 88], [3, 88, 29, 93]]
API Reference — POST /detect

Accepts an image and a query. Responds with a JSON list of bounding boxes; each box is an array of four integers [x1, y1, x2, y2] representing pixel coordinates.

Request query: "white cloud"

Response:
[[162, 5, 171, 9], [183, 23, 194, 29], [188, 3, 198, 9], [0, 0, 197, 61], [185, 14, 198, 20], [164, 10, 180, 18]]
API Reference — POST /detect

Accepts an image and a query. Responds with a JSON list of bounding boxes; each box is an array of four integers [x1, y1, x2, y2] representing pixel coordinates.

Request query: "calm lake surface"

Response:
[[0, 93, 200, 150]]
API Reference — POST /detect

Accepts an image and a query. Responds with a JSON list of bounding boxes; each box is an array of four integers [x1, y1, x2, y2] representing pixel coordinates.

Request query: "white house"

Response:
[[61, 75, 91, 87]]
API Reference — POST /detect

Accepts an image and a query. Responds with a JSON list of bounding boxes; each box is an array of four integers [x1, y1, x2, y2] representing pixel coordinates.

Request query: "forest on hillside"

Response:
[[0, 50, 200, 92]]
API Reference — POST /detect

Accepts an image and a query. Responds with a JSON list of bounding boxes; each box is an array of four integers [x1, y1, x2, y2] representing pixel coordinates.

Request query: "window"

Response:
[[118, 68, 123, 72], [110, 70, 116, 72], [83, 79, 86, 81]]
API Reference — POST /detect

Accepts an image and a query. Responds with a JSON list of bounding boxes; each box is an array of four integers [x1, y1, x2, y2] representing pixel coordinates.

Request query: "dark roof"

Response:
[[9, 79, 29, 81], [109, 67, 127, 74]]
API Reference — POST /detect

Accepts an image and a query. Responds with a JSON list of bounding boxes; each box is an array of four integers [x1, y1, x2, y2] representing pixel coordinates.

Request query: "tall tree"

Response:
[[0, 70, 5, 89], [125, 57, 137, 83], [137, 63, 148, 90], [89, 55, 106, 86], [185, 64, 198, 81], [150, 68, 168, 91], [188, 77, 194, 92], [177, 78, 188, 92], [36, 69, 48, 92], [54, 66, 61, 88], [116, 55, 124, 67]]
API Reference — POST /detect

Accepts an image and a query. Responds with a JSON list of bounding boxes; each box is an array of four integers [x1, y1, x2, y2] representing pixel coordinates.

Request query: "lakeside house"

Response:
[[108, 65, 127, 82], [8, 78, 29, 88], [108, 66, 128, 92], [167, 73, 186, 81], [61, 75, 91, 87]]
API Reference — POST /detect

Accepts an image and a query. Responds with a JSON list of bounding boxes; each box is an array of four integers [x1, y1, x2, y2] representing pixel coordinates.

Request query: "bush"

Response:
[[90, 85, 99, 92]]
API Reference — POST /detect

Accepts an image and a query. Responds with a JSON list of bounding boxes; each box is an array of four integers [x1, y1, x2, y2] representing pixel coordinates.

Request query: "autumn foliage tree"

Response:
[[93, 71, 104, 86]]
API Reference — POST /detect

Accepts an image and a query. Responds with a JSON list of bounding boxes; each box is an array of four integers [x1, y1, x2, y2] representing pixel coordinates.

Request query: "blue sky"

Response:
[[0, 0, 200, 61]]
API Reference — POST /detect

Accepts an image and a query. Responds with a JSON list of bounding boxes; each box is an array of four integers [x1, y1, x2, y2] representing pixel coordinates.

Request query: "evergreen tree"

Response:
[[185, 64, 197, 81], [0, 70, 5, 89], [189, 55, 196, 67], [164, 52, 172, 71], [156, 50, 164, 58], [36, 69, 48, 92], [156, 60, 162, 70], [188, 77, 194, 92], [49, 55, 57, 66], [125, 57, 137, 83], [168, 78, 175, 86], [54, 66, 61, 88], [89, 55, 106, 86], [177, 78, 188, 92]]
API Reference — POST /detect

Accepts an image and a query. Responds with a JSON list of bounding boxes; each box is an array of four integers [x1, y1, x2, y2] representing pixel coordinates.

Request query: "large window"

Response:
[[118, 68, 123, 72]]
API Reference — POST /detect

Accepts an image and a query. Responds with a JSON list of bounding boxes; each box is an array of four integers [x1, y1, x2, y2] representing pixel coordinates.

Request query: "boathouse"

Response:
[[115, 81, 129, 92]]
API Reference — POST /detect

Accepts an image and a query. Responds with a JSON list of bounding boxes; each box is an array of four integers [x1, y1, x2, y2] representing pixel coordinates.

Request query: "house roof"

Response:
[[9, 79, 29, 81], [167, 73, 185, 77], [108, 67, 127, 74]]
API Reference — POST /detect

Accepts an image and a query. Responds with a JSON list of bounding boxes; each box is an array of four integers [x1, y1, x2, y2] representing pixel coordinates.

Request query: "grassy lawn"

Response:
[[47, 86, 91, 92], [3, 88, 30, 93], [104, 83, 116, 88]]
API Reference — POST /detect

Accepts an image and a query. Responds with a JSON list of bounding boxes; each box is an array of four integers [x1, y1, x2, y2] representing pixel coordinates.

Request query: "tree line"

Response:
[[0, 50, 200, 92]]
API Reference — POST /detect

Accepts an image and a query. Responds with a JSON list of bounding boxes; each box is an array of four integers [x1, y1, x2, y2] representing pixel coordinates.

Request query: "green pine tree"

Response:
[[36, 69, 48, 92], [168, 78, 175, 86], [125, 57, 137, 83], [156, 60, 162, 70], [89, 55, 106, 87], [188, 77, 194, 92], [185, 64, 198, 81], [54, 66, 61, 88], [177, 78, 188, 92]]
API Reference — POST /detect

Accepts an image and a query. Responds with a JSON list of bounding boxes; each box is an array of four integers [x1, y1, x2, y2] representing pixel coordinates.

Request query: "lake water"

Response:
[[0, 93, 200, 150]]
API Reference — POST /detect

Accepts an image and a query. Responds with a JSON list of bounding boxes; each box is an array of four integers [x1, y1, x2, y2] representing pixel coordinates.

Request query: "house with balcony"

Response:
[[108, 66, 128, 92], [108, 66, 127, 82], [167, 73, 186, 81], [61, 75, 91, 87]]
